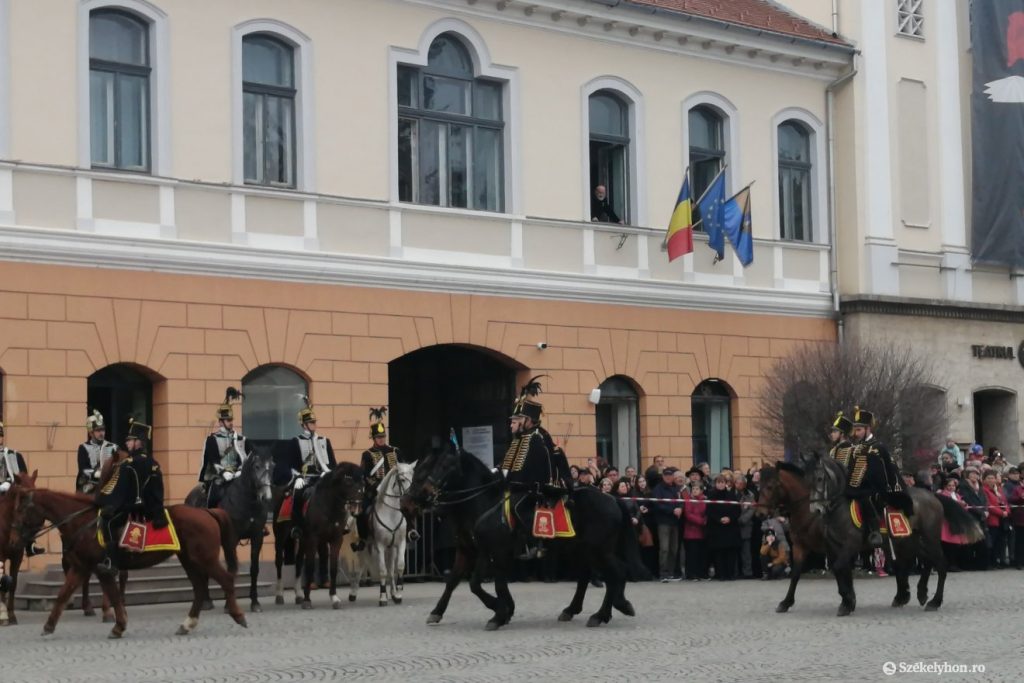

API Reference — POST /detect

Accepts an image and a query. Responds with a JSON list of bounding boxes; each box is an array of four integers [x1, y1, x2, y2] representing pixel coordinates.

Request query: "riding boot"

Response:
[[0, 573, 11, 593], [290, 490, 306, 541], [860, 498, 884, 549], [352, 510, 368, 552], [97, 517, 120, 575]]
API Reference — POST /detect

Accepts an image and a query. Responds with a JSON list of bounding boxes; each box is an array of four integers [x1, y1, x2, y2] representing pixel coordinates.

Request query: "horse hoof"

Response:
[[614, 600, 635, 617], [426, 613, 442, 625], [83, 608, 96, 618], [275, 596, 285, 605], [223, 605, 231, 615], [917, 595, 928, 607], [836, 605, 853, 617], [924, 603, 940, 612], [175, 626, 189, 636], [775, 603, 791, 614], [348, 594, 356, 602], [333, 601, 342, 610], [301, 601, 313, 610], [103, 615, 115, 624], [201, 600, 214, 611], [558, 611, 574, 622], [251, 603, 263, 614], [393, 597, 402, 605], [107, 629, 122, 640], [585, 615, 606, 628], [41, 627, 54, 637], [378, 601, 387, 607], [294, 597, 303, 606], [237, 617, 248, 628], [485, 620, 501, 631]]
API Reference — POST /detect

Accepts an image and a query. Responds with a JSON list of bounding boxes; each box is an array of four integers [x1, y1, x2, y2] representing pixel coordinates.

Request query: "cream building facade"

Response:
[[781, 0, 1024, 460], [0, 0, 858, 564]]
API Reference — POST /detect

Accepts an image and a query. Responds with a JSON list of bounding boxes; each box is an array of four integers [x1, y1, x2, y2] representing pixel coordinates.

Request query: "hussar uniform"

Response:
[[97, 419, 166, 572], [199, 387, 247, 508], [846, 407, 907, 548], [0, 421, 43, 557], [76, 410, 119, 494], [828, 412, 855, 470], [353, 408, 417, 550], [283, 400, 336, 536]]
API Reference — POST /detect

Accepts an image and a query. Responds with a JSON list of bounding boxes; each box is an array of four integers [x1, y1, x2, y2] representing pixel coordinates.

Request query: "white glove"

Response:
[[84, 468, 95, 478], [293, 477, 306, 491], [0, 482, 10, 493], [92, 469, 100, 480], [222, 471, 236, 482]]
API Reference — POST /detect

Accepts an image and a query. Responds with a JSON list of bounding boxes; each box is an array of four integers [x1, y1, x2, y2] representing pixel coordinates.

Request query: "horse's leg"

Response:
[[274, 531, 286, 605], [300, 537, 314, 609], [205, 553, 247, 628], [175, 557, 205, 636], [101, 573, 114, 623], [5, 558, 20, 625], [376, 537, 389, 607], [586, 548, 618, 628], [250, 534, 263, 613], [293, 537, 305, 606], [41, 566, 88, 636], [393, 533, 407, 605], [317, 541, 329, 588], [348, 548, 364, 603], [922, 532, 948, 611], [891, 549, 912, 608], [916, 561, 932, 606], [485, 549, 515, 631], [95, 570, 127, 639], [777, 542, 806, 613], [328, 538, 342, 610], [71, 555, 95, 617], [427, 546, 470, 624], [468, 551, 500, 614]]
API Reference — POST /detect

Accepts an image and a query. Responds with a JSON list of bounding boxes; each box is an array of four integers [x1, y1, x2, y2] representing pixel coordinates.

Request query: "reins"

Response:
[[15, 491, 96, 544]]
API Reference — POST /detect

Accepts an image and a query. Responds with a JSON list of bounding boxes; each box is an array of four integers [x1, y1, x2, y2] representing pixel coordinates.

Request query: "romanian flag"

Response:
[[666, 172, 694, 261]]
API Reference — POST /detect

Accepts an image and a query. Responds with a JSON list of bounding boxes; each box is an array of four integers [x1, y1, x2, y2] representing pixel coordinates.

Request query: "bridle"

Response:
[[414, 451, 503, 509], [11, 490, 96, 546]]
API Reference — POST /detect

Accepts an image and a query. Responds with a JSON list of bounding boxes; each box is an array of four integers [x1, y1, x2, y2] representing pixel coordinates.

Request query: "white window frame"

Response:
[[231, 19, 315, 192], [897, 0, 925, 39], [581, 76, 646, 227], [388, 18, 521, 216], [771, 108, 828, 245], [681, 91, 740, 203], [77, 0, 169, 175], [0, 0, 10, 159]]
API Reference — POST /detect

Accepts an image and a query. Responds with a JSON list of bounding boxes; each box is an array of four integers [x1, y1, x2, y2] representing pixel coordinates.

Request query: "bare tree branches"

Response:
[[759, 340, 948, 469]]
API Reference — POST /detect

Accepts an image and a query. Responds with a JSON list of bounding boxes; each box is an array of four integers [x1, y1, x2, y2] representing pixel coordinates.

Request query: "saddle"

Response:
[[848, 501, 911, 539], [97, 510, 180, 553], [276, 494, 310, 523], [503, 493, 575, 539]]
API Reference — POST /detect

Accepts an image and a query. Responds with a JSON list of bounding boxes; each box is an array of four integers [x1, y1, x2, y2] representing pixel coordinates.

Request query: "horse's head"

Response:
[[244, 448, 274, 508], [804, 452, 842, 516], [405, 440, 461, 511], [323, 462, 363, 511], [5, 471, 42, 554], [756, 465, 781, 510]]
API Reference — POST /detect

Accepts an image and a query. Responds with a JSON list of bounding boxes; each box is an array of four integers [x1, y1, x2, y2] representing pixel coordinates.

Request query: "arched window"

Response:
[[691, 379, 732, 472], [594, 376, 641, 470], [588, 90, 630, 224], [778, 120, 813, 241], [242, 34, 296, 187], [89, 9, 151, 171], [397, 33, 505, 211], [688, 105, 725, 212], [87, 364, 154, 446], [241, 365, 308, 441]]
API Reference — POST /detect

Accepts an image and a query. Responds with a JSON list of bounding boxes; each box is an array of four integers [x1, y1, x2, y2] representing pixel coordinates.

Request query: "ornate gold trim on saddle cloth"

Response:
[[532, 500, 575, 539], [97, 510, 180, 553], [885, 509, 912, 538]]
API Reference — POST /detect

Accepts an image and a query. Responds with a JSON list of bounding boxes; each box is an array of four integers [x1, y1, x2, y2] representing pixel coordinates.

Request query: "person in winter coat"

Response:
[[959, 469, 989, 570], [983, 470, 1010, 568], [681, 480, 707, 581], [706, 475, 741, 581], [651, 467, 682, 581], [1005, 469, 1024, 570], [759, 527, 790, 579], [735, 477, 756, 578]]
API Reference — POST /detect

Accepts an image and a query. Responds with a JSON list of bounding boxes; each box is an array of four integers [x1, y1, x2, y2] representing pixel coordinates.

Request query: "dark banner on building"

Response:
[[971, 1, 1024, 268]]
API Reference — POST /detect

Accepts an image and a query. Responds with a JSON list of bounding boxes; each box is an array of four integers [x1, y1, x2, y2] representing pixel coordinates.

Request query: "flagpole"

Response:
[[692, 164, 729, 208], [724, 179, 756, 203]]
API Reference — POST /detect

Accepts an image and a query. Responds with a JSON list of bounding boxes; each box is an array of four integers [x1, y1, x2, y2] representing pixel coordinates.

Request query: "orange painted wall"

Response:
[[0, 261, 835, 565]]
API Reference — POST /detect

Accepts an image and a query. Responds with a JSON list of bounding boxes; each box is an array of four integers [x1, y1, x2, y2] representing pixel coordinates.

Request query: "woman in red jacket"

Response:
[[681, 480, 708, 581], [983, 471, 1010, 568]]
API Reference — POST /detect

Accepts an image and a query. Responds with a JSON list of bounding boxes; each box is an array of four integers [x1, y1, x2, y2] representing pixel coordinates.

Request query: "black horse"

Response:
[[804, 452, 984, 616], [403, 441, 645, 630], [273, 462, 362, 609], [185, 448, 274, 612]]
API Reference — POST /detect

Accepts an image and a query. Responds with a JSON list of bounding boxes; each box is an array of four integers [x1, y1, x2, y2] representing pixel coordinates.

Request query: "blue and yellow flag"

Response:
[[722, 186, 753, 267]]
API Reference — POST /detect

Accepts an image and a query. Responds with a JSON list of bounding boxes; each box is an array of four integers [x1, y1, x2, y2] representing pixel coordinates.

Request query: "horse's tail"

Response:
[[936, 494, 985, 544], [208, 508, 239, 574], [614, 498, 652, 582]]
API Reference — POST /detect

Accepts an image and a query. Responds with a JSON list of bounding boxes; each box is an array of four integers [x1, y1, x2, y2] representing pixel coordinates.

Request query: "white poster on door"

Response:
[[461, 426, 494, 467]]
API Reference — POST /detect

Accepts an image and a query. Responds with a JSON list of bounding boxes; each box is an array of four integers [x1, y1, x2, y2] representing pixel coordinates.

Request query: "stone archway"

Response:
[[87, 363, 159, 446]]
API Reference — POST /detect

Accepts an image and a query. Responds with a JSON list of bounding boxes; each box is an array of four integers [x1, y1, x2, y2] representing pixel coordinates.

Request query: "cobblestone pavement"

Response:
[[0, 572, 1016, 682]]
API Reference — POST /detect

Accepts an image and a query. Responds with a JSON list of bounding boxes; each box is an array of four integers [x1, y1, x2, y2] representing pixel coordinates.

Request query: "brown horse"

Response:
[[273, 462, 362, 610], [6, 480, 247, 638], [0, 472, 33, 626]]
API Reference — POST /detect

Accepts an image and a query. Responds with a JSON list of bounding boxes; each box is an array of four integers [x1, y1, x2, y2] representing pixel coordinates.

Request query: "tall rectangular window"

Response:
[[397, 34, 505, 212], [588, 90, 630, 224], [778, 121, 813, 242], [243, 34, 296, 188], [897, 0, 924, 38], [89, 10, 151, 172], [688, 105, 726, 231]]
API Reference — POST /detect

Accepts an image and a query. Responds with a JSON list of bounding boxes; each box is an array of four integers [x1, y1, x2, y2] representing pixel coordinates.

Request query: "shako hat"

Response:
[[511, 375, 547, 422], [86, 409, 106, 431], [830, 411, 853, 436], [126, 416, 152, 441], [369, 406, 388, 438], [852, 406, 874, 428], [217, 386, 243, 421], [297, 394, 317, 425]]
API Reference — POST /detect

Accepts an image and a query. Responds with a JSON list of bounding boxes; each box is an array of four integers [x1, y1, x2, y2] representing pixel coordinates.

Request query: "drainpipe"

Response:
[[831, 0, 840, 35], [826, 52, 857, 346]]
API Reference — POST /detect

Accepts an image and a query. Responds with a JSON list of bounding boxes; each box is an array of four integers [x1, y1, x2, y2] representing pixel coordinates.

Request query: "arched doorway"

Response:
[[692, 379, 733, 472], [594, 375, 641, 470], [87, 364, 155, 446], [389, 345, 521, 467], [973, 388, 1017, 457]]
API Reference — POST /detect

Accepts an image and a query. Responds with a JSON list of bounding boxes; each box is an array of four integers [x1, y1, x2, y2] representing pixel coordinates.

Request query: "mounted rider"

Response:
[[76, 410, 119, 495], [846, 407, 908, 548], [827, 411, 854, 469], [284, 396, 336, 539], [353, 407, 418, 552], [97, 418, 166, 573], [0, 421, 44, 556], [500, 377, 572, 555], [199, 387, 247, 508]]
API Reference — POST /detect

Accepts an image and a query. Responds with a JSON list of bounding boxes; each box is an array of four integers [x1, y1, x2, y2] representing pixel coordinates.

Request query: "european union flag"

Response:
[[722, 186, 754, 267], [697, 171, 727, 261]]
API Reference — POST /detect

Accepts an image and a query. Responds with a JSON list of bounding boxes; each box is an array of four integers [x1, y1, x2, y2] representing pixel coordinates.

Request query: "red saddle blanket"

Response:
[[277, 495, 309, 523], [97, 511, 180, 553], [501, 495, 575, 538], [849, 501, 911, 539]]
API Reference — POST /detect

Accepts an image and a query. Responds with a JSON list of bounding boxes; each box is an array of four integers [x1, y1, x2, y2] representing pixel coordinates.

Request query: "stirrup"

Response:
[[519, 546, 539, 561], [868, 531, 883, 549], [25, 545, 45, 558], [351, 539, 366, 552], [96, 557, 118, 576], [407, 529, 420, 542]]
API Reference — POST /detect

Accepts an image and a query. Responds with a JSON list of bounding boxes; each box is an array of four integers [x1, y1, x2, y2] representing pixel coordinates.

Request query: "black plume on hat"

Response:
[[369, 406, 387, 421], [520, 375, 548, 399], [225, 386, 243, 403]]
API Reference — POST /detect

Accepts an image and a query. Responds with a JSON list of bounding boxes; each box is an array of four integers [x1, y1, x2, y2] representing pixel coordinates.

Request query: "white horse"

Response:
[[349, 463, 414, 606]]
